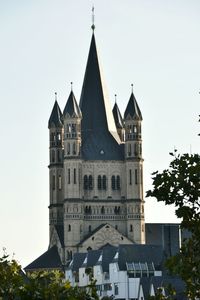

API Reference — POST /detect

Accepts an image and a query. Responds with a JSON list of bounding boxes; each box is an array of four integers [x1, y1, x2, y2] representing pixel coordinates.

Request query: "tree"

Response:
[[0, 250, 99, 300], [0, 249, 24, 300], [146, 152, 200, 300]]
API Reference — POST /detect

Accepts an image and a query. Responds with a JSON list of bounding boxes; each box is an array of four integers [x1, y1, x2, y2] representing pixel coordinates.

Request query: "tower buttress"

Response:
[[48, 95, 64, 246], [124, 88, 145, 244], [63, 89, 83, 258]]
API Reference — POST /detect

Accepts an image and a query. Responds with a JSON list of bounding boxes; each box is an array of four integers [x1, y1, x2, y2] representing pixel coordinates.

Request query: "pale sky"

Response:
[[0, 0, 199, 267]]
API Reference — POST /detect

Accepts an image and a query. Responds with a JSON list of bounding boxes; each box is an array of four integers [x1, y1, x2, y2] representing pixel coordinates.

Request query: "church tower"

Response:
[[47, 29, 145, 260]]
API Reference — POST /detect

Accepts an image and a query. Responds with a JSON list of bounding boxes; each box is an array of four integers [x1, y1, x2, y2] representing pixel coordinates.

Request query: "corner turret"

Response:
[[124, 89, 142, 159], [112, 98, 124, 141], [63, 89, 82, 158], [48, 93, 64, 247]]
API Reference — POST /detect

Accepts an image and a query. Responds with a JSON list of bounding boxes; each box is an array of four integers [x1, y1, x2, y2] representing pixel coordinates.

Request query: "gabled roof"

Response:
[[67, 252, 87, 272], [100, 246, 117, 272], [24, 245, 62, 271], [48, 100, 63, 128], [77, 224, 106, 246], [79, 33, 123, 160], [124, 92, 142, 120], [112, 102, 124, 129], [82, 250, 102, 268], [63, 91, 82, 118]]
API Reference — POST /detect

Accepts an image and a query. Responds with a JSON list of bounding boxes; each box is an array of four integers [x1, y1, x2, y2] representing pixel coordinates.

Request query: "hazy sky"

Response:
[[0, 0, 199, 267]]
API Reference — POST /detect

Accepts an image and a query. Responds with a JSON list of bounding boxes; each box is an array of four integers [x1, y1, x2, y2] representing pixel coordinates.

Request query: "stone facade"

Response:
[[48, 32, 145, 262]]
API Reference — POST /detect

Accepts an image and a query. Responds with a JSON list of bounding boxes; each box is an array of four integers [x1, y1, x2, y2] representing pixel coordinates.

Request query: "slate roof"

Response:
[[82, 250, 102, 268], [117, 244, 164, 271], [124, 92, 142, 120], [112, 102, 124, 129], [55, 225, 64, 248], [99, 246, 117, 272], [48, 100, 63, 128], [145, 223, 180, 257], [68, 252, 87, 272], [151, 276, 186, 300], [24, 245, 62, 271], [79, 33, 123, 160], [63, 90, 82, 118], [77, 223, 106, 246]]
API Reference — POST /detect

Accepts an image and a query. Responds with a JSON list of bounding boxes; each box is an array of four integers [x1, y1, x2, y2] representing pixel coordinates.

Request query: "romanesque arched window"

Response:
[[116, 175, 120, 190], [88, 175, 93, 190], [52, 150, 55, 162], [102, 175, 106, 190], [73, 142, 76, 155], [111, 175, 115, 190], [67, 143, 70, 155], [84, 175, 88, 190], [130, 224, 133, 232], [98, 175, 102, 190]]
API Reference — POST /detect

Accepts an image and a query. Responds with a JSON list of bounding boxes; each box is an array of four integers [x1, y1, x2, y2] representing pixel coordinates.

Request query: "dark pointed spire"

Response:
[[63, 90, 81, 118], [79, 33, 119, 141], [124, 87, 142, 120], [48, 93, 63, 128], [112, 101, 124, 129]]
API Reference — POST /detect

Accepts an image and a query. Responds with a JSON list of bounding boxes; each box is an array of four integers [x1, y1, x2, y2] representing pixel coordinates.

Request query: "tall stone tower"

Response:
[[48, 31, 145, 262]]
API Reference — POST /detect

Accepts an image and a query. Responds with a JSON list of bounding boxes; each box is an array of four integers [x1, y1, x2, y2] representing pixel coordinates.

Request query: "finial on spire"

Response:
[[55, 92, 57, 101], [70, 82, 73, 91], [91, 6, 95, 32], [131, 84, 133, 93], [115, 94, 117, 103]]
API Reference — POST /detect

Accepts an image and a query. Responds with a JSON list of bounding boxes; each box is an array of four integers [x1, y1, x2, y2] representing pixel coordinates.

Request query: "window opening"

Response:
[[74, 168, 76, 184], [68, 169, 70, 184]]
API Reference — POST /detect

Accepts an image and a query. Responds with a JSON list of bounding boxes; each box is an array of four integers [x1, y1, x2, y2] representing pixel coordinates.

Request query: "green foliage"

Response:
[[0, 250, 99, 300], [0, 249, 23, 300], [146, 152, 200, 300]]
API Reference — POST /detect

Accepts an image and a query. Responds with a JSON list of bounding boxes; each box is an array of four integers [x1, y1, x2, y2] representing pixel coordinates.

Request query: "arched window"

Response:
[[88, 225, 92, 232], [84, 175, 88, 190], [111, 175, 115, 190], [128, 144, 131, 156], [52, 150, 55, 162], [73, 168, 76, 184], [67, 143, 70, 155], [73, 142, 76, 155], [102, 175, 106, 190], [52, 175, 55, 190], [130, 224, 133, 232], [57, 150, 62, 162], [88, 175, 93, 190], [101, 206, 105, 214], [68, 224, 71, 232], [116, 175, 120, 190], [58, 175, 62, 190], [134, 143, 138, 156], [135, 169, 138, 185], [98, 175, 102, 190]]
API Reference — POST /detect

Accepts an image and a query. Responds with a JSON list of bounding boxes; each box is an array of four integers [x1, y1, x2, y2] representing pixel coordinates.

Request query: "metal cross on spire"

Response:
[[91, 6, 95, 32], [131, 83, 134, 93]]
